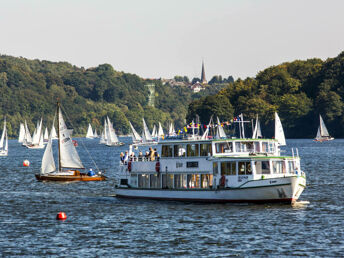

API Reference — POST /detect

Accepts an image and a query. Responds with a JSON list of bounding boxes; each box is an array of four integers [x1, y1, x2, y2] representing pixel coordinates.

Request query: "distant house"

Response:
[[191, 82, 204, 93]]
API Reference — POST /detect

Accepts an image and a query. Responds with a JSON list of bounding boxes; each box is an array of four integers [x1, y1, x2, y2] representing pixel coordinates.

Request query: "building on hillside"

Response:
[[191, 82, 204, 93]]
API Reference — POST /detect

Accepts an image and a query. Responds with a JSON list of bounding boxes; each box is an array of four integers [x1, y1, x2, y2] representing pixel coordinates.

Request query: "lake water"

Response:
[[0, 138, 343, 256]]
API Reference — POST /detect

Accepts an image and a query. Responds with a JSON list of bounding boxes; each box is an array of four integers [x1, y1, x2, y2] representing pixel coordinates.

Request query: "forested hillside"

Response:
[[0, 55, 224, 137], [187, 52, 344, 138]]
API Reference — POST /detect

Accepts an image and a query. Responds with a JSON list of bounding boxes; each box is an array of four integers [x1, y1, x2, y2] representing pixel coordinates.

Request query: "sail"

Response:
[[0, 118, 6, 149], [274, 112, 286, 146], [44, 127, 49, 140], [216, 117, 226, 139], [106, 117, 120, 145], [151, 125, 157, 138], [93, 129, 98, 138], [319, 115, 330, 137], [58, 107, 84, 169], [86, 124, 94, 138], [4, 130, 8, 151], [41, 121, 56, 174], [18, 123, 25, 143], [129, 121, 141, 142], [202, 117, 213, 140], [252, 114, 262, 138], [158, 122, 164, 138], [32, 118, 43, 145], [142, 118, 153, 142], [24, 120, 32, 144], [169, 122, 175, 136], [51, 125, 58, 139]]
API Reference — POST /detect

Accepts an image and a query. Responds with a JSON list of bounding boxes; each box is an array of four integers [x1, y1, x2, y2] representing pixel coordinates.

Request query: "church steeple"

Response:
[[201, 60, 207, 84]]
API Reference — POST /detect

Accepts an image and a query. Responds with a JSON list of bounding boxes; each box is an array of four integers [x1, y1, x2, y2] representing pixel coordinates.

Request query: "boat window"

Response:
[[242, 142, 254, 152], [162, 145, 173, 157], [174, 174, 187, 189], [213, 162, 218, 175], [174, 144, 186, 157], [238, 162, 252, 175], [150, 174, 161, 188], [254, 142, 260, 152], [187, 144, 199, 157], [138, 174, 149, 188], [201, 174, 213, 188], [215, 142, 232, 153], [187, 174, 200, 188], [255, 161, 270, 174], [272, 161, 283, 174], [221, 162, 236, 175], [269, 143, 275, 153], [235, 142, 244, 152], [162, 174, 174, 188], [288, 161, 295, 174], [130, 174, 138, 187], [262, 142, 268, 152], [200, 143, 212, 156]]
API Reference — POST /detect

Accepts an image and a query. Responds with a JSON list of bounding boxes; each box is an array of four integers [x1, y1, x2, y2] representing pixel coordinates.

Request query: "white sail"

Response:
[[51, 125, 58, 139], [32, 118, 43, 145], [0, 118, 6, 149], [158, 122, 164, 138], [216, 117, 226, 139], [18, 123, 25, 143], [44, 127, 49, 141], [93, 129, 98, 138], [23, 120, 32, 146], [202, 117, 213, 140], [59, 107, 84, 169], [319, 115, 330, 137], [151, 125, 157, 138], [315, 127, 321, 139], [86, 124, 94, 138], [129, 121, 142, 142], [106, 117, 120, 145], [168, 122, 175, 136], [252, 114, 262, 138], [4, 130, 8, 152], [41, 121, 56, 175], [142, 118, 153, 142], [274, 112, 286, 146]]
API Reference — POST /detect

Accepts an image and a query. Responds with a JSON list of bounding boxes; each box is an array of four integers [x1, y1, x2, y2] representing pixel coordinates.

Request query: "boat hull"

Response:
[[115, 176, 305, 204], [35, 174, 106, 181]]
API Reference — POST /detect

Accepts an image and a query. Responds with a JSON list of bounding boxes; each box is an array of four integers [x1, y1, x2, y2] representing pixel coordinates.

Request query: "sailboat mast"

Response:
[[57, 102, 61, 172]]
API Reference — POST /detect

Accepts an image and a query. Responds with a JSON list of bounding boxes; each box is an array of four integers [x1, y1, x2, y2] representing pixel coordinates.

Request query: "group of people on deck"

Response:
[[120, 147, 159, 164]]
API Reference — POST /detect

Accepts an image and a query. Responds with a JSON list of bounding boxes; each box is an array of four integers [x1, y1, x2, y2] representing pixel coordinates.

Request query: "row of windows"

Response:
[[132, 173, 214, 189], [161, 143, 212, 157], [215, 142, 275, 154], [213, 160, 297, 175]]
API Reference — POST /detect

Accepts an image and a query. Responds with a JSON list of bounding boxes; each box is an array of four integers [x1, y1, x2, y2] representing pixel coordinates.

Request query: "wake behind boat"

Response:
[[35, 102, 106, 182]]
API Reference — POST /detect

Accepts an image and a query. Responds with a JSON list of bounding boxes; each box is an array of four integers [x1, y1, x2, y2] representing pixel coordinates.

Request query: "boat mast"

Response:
[[57, 101, 61, 172]]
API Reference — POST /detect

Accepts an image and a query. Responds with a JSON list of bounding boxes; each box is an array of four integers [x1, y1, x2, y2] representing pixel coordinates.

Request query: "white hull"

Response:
[[27, 144, 45, 149], [115, 176, 306, 203], [0, 150, 8, 156]]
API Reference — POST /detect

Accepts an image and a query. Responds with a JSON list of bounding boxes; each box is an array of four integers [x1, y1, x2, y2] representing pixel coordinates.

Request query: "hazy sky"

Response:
[[1, 0, 344, 80]]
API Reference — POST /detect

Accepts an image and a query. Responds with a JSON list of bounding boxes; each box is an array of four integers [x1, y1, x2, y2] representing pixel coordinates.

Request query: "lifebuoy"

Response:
[[128, 161, 132, 172], [220, 175, 226, 187], [155, 161, 160, 173]]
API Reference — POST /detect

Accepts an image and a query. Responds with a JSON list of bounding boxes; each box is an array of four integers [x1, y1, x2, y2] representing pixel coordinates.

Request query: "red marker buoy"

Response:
[[56, 212, 67, 220], [23, 160, 30, 167]]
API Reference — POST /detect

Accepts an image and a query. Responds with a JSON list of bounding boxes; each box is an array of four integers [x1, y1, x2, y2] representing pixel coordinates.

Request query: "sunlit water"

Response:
[[0, 138, 343, 256]]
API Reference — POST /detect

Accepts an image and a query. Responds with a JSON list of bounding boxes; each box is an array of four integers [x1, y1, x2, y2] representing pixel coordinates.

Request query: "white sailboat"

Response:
[[129, 121, 142, 144], [142, 118, 156, 145], [22, 120, 33, 146], [86, 123, 94, 138], [35, 103, 106, 181], [216, 117, 227, 139], [105, 117, 124, 146], [252, 114, 262, 139], [158, 122, 164, 140], [18, 123, 25, 143], [99, 119, 107, 144], [0, 118, 8, 156], [151, 125, 157, 138], [27, 118, 44, 149], [168, 122, 176, 136], [314, 115, 334, 142], [43, 127, 49, 142], [274, 112, 286, 146], [93, 129, 98, 138], [51, 125, 58, 140]]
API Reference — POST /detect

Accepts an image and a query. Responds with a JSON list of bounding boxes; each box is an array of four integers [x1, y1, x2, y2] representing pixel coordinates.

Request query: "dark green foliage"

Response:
[[187, 51, 344, 138]]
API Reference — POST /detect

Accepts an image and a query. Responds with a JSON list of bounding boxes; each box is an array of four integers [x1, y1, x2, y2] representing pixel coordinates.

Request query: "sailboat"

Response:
[[129, 121, 142, 144], [18, 123, 25, 143], [0, 118, 8, 156], [27, 118, 45, 149], [158, 122, 164, 140], [105, 117, 124, 146], [252, 114, 262, 139], [93, 129, 98, 138], [51, 125, 58, 140], [141, 118, 157, 145], [99, 119, 107, 144], [35, 102, 106, 181], [314, 115, 334, 142], [43, 127, 49, 143], [151, 125, 157, 138], [86, 123, 94, 138], [274, 112, 286, 146], [22, 120, 33, 146], [216, 117, 227, 139]]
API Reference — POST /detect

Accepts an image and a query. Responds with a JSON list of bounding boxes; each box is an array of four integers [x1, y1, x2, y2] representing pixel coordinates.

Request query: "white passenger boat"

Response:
[[115, 138, 306, 204]]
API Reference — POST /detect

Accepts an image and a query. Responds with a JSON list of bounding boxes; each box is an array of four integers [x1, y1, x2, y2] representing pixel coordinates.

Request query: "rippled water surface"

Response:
[[0, 138, 343, 256]]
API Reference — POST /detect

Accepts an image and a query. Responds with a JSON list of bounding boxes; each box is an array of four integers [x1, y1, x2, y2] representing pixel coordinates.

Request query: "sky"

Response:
[[1, 0, 344, 80]]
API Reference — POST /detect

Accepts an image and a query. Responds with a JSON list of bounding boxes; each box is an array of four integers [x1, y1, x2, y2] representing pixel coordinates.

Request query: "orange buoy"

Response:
[[56, 212, 67, 220], [23, 160, 30, 167]]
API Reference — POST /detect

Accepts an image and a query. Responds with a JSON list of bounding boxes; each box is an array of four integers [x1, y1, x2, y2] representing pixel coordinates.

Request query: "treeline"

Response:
[[0, 55, 226, 137], [187, 51, 344, 138]]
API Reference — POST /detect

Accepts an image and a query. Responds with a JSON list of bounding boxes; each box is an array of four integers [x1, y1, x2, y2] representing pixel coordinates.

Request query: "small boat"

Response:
[[35, 102, 106, 182], [18, 123, 25, 143], [115, 113, 306, 204], [0, 118, 8, 156], [314, 115, 334, 142], [43, 127, 49, 143], [22, 120, 33, 146], [105, 117, 124, 146], [129, 121, 142, 145], [86, 123, 95, 138], [27, 118, 45, 149]]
